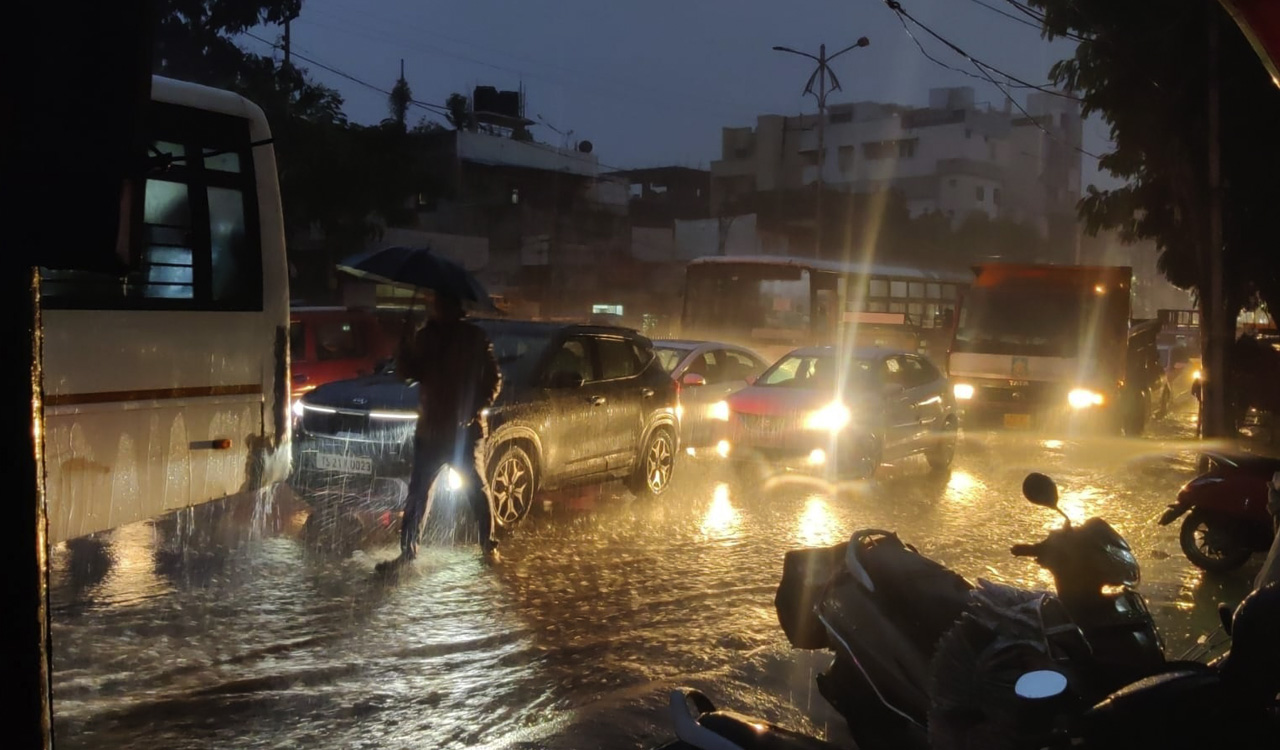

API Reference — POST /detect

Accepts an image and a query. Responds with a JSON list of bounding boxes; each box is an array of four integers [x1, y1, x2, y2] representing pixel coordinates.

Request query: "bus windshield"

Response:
[[953, 282, 1127, 358]]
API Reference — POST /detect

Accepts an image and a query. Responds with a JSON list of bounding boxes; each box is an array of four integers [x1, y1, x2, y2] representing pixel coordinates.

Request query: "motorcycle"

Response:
[[772, 472, 1166, 750], [1158, 451, 1280, 573]]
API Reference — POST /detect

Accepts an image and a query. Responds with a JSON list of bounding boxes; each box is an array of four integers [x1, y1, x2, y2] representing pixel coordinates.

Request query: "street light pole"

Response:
[[773, 36, 869, 258]]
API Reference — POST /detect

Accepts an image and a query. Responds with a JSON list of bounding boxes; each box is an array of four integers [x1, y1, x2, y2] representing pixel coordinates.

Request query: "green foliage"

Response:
[[445, 92, 474, 131], [1030, 0, 1280, 317]]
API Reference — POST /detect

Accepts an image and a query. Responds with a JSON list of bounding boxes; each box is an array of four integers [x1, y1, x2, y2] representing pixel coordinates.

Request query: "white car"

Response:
[[653, 339, 769, 451]]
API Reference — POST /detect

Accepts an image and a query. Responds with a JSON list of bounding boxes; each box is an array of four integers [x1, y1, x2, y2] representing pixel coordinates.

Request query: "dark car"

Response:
[[290, 318, 680, 528], [717, 346, 958, 479], [652, 339, 769, 451]]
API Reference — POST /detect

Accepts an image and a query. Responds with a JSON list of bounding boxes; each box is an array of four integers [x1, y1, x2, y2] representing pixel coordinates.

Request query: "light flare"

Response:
[[796, 495, 839, 547]]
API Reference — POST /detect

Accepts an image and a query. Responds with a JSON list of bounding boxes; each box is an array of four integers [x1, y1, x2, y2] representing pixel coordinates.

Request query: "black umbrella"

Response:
[[337, 245, 494, 310]]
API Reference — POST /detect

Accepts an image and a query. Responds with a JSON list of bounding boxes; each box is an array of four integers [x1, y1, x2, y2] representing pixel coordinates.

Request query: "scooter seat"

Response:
[[858, 534, 974, 652]]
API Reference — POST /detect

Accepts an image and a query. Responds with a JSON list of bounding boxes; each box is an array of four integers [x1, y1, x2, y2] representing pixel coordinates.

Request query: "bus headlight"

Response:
[[709, 400, 731, 421], [1068, 388, 1105, 409], [804, 402, 852, 431], [953, 383, 975, 401]]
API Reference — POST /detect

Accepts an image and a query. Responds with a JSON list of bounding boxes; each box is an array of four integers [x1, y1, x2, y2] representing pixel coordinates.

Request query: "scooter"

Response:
[[655, 689, 844, 750], [1006, 582, 1280, 750], [773, 473, 1166, 750], [1158, 451, 1280, 573]]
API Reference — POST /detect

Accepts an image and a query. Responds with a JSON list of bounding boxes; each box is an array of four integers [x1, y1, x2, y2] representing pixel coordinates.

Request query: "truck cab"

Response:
[[946, 263, 1153, 434]]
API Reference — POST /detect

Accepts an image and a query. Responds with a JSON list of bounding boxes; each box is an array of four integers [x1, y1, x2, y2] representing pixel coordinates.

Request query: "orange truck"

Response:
[[946, 263, 1166, 435]]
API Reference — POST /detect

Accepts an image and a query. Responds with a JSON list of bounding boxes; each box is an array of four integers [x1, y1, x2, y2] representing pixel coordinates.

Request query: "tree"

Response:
[[387, 66, 412, 131], [445, 92, 474, 131], [1030, 0, 1280, 437]]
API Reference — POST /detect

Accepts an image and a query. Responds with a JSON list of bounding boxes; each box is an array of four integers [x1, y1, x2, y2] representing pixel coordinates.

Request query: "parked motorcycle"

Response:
[[772, 473, 1165, 750], [1159, 451, 1280, 573]]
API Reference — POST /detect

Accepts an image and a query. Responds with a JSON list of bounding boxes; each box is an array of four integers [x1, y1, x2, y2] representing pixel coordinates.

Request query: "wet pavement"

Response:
[[49, 403, 1265, 749]]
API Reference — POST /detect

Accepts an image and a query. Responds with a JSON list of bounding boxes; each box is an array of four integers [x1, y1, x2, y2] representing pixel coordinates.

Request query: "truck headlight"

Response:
[[1068, 388, 1105, 409], [953, 383, 975, 401], [708, 400, 731, 421], [804, 402, 852, 431]]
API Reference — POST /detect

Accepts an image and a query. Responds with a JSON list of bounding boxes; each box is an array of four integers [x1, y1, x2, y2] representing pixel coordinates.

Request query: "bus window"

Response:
[[39, 101, 263, 311]]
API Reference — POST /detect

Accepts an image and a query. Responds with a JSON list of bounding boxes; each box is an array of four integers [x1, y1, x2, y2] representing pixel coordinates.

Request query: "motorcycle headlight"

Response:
[[953, 383, 975, 401], [708, 400, 730, 421], [1067, 388, 1105, 409], [804, 402, 852, 431]]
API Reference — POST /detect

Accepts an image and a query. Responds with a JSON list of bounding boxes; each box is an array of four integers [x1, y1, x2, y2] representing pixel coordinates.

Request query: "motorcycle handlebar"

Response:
[[1010, 542, 1042, 557]]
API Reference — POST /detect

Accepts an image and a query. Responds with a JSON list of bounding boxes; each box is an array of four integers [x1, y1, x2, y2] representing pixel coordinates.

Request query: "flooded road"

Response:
[[49, 409, 1263, 749]]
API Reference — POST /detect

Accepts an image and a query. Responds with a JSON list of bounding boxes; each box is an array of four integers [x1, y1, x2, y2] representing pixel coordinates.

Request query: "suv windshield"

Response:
[[757, 354, 876, 390], [653, 347, 688, 373]]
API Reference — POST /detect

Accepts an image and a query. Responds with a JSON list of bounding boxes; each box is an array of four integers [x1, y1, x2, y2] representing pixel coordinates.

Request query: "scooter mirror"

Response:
[[1014, 670, 1069, 700], [1022, 472, 1060, 509]]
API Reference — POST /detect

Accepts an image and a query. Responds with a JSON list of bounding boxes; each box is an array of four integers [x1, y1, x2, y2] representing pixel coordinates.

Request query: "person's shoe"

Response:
[[375, 554, 413, 576]]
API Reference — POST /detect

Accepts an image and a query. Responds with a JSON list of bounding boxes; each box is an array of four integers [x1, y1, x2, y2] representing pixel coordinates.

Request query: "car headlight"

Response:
[[1067, 388, 1105, 409], [708, 400, 731, 421], [292, 399, 305, 418], [804, 402, 852, 431], [953, 383, 975, 401]]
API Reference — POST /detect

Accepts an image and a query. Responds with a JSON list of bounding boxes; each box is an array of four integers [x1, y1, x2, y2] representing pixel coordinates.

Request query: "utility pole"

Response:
[[283, 11, 295, 68], [1205, 3, 1227, 442], [773, 37, 869, 258]]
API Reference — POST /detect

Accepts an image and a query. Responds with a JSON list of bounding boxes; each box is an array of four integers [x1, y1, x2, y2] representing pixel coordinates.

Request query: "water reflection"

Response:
[[796, 495, 840, 548], [943, 470, 985, 506], [701, 482, 741, 540], [1055, 486, 1104, 529]]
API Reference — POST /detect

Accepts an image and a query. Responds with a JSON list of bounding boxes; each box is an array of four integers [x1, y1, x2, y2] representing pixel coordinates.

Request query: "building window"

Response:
[[898, 139, 917, 158], [869, 279, 889, 298], [993, 188, 1002, 206], [926, 283, 941, 299], [511, 188, 520, 205], [976, 185, 986, 202], [890, 280, 908, 298], [830, 110, 853, 124], [908, 282, 925, 298], [801, 150, 820, 166], [837, 145, 855, 172], [734, 146, 751, 159]]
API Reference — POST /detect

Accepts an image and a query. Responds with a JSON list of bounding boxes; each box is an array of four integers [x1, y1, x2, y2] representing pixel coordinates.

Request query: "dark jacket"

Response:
[[398, 319, 501, 437]]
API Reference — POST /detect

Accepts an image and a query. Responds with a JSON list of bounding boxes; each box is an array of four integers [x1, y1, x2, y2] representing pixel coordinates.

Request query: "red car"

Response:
[[1159, 452, 1280, 573], [289, 307, 396, 404]]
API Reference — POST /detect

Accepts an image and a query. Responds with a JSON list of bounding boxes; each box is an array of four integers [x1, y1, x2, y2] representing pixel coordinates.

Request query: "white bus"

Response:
[[39, 76, 291, 544]]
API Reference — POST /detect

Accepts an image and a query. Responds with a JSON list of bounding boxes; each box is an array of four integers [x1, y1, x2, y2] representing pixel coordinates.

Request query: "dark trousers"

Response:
[[400, 423, 492, 557]]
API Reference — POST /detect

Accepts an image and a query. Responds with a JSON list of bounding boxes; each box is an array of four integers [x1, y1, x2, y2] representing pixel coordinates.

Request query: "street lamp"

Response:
[[773, 36, 870, 257]]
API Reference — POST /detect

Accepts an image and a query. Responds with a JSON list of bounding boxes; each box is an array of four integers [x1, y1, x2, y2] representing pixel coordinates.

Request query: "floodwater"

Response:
[[49, 405, 1262, 749]]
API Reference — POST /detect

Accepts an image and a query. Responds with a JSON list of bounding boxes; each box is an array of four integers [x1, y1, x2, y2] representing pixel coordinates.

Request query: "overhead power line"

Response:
[[883, 1, 1102, 160]]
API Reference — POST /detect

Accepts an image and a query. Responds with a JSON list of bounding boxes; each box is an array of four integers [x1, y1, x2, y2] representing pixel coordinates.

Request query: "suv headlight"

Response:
[[708, 400, 731, 421], [953, 383, 975, 401], [292, 399, 305, 418], [804, 402, 852, 431]]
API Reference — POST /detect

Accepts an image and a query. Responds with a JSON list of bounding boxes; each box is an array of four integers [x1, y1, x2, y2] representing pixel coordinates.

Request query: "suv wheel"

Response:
[[629, 427, 675, 497], [489, 444, 536, 527]]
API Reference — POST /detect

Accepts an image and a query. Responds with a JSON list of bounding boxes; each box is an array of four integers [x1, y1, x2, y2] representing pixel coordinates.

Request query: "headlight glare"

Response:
[[953, 383, 975, 401], [708, 400, 731, 421], [804, 402, 852, 431], [1068, 388, 1104, 409]]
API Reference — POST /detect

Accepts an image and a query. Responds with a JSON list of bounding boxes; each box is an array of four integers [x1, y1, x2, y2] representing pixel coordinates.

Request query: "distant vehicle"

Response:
[[947, 264, 1163, 435], [680, 255, 970, 365], [290, 319, 679, 528], [715, 346, 958, 479], [39, 76, 291, 544], [289, 306, 396, 404], [652, 339, 769, 450]]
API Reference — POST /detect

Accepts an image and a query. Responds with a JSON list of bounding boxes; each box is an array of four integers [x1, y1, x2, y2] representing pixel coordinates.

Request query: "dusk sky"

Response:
[[243, 0, 1118, 189]]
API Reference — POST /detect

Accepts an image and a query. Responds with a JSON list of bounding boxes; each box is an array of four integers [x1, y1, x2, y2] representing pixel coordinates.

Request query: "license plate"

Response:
[[315, 453, 373, 474], [1003, 413, 1032, 429]]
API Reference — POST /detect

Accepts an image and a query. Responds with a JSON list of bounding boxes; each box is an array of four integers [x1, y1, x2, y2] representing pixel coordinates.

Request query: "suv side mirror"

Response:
[[549, 371, 586, 389], [681, 372, 707, 387]]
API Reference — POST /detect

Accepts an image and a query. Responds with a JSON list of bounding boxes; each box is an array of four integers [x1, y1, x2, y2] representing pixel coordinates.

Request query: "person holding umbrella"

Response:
[[337, 247, 501, 567]]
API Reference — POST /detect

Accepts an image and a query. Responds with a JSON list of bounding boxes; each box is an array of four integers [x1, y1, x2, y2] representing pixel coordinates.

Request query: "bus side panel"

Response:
[[43, 397, 262, 542]]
